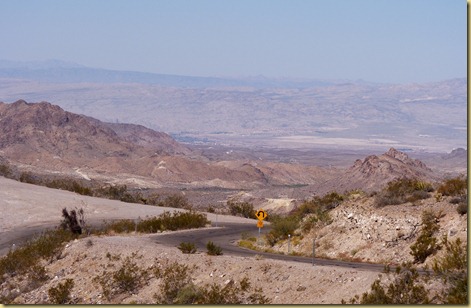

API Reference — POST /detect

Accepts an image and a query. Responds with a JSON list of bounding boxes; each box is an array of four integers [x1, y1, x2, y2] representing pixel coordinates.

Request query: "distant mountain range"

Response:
[[0, 60, 466, 152], [0, 100, 450, 193], [0, 59, 340, 88]]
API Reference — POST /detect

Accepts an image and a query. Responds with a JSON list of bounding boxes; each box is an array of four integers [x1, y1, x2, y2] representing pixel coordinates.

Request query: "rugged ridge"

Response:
[[0, 100, 332, 189], [326, 148, 438, 193]]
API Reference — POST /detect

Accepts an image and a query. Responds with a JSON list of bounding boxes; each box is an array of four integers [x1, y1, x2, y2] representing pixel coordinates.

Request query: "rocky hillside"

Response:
[[326, 148, 439, 193], [0, 100, 341, 190], [271, 192, 467, 268], [0, 100, 189, 162]]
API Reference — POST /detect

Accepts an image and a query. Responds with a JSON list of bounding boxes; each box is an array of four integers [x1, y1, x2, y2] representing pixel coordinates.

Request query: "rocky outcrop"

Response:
[[326, 148, 438, 193]]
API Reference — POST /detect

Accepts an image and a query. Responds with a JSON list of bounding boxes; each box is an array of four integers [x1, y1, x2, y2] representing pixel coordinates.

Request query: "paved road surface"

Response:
[[1, 219, 418, 275]]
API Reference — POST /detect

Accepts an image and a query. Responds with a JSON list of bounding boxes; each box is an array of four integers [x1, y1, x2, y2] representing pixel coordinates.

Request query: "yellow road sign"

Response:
[[255, 209, 267, 221], [257, 220, 264, 228]]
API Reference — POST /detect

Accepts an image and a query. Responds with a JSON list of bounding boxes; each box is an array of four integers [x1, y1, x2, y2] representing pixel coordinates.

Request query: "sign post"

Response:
[[255, 209, 267, 245]]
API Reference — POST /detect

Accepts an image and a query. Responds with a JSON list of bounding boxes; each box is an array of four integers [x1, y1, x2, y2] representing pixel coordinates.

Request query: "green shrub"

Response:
[[410, 210, 441, 263], [266, 215, 300, 246], [48, 278, 74, 304], [159, 194, 191, 209], [102, 211, 209, 234], [0, 228, 74, 282], [103, 219, 136, 233], [432, 236, 467, 304], [346, 237, 468, 305], [344, 263, 429, 304], [227, 200, 256, 219], [178, 242, 197, 254], [206, 241, 223, 255], [375, 178, 434, 207], [437, 176, 467, 196]]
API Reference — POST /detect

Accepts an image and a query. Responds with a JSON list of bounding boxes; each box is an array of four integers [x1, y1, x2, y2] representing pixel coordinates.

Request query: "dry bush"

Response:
[[93, 253, 149, 300], [375, 178, 434, 207], [206, 241, 223, 255], [410, 210, 441, 263], [437, 176, 467, 196], [178, 242, 197, 254], [48, 278, 75, 304]]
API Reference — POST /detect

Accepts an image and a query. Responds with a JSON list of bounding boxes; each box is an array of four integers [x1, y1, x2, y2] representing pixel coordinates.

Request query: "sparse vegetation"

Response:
[[265, 215, 299, 247], [158, 194, 191, 209], [0, 229, 75, 283], [178, 242, 197, 254], [60, 207, 86, 234], [345, 236, 467, 304], [227, 200, 256, 219], [432, 236, 467, 304], [48, 278, 75, 304], [93, 253, 149, 300], [206, 241, 223, 255], [154, 261, 269, 304], [343, 263, 430, 304], [101, 210, 209, 234], [437, 176, 467, 196], [409, 210, 441, 263], [375, 178, 434, 207]]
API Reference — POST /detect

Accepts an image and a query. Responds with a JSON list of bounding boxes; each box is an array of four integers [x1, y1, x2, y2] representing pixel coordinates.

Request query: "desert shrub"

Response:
[[178, 242, 197, 254], [450, 196, 463, 204], [0, 229, 74, 282], [48, 278, 74, 304], [375, 178, 434, 207], [0, 163, 12, 177], [266, 215, 300, 246], [103, 219, 136, 233], [154, 261, 194, 304], [154, 262, 269, 304], [193, 279, 270, 304], [103, 211, 209, 234], [19, 172, 38, 184], [96, 184, 143, 203], [437, 176, 467, 196], [93, 253, 148, 300], [346, 237, 467, 305], [410, 210, 441, 263], [206, 241, 223, 255], [456, 202, 467, 215], [159, 210, 209, 230], [317, 191, 345, 210], [432, 236, 467, 304], [60, 207, 85, 234], [227, 200, 256, 219], [344, 263, 429, 304], [46, 179, 92, 196], [159, 194, 191, 209]]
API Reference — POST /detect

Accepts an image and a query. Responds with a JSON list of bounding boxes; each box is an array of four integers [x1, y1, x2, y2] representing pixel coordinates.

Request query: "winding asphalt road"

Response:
[[153, 221, 391, 273], [1, 219, 412, 274]]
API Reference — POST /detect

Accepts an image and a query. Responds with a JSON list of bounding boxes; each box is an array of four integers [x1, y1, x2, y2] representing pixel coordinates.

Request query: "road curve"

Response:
[[152, 221, 390, 273], [1, 219, 419, 275]]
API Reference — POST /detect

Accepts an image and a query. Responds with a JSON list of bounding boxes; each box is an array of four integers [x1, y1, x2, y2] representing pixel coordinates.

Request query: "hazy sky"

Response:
[[0, 0, 466, 83]]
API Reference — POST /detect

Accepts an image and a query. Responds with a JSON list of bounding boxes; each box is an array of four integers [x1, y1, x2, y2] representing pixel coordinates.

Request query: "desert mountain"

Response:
[[0, 100, 189, 165], [0, 100, 336, 189], [325, 148, 439, 193]]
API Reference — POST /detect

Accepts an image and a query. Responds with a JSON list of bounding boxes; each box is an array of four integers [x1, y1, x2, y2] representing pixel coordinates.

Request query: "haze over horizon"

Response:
[[0, 0, 466, 84]]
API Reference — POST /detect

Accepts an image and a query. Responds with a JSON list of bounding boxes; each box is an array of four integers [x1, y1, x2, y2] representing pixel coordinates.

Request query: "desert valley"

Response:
[[0, 63, 467, 304]]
